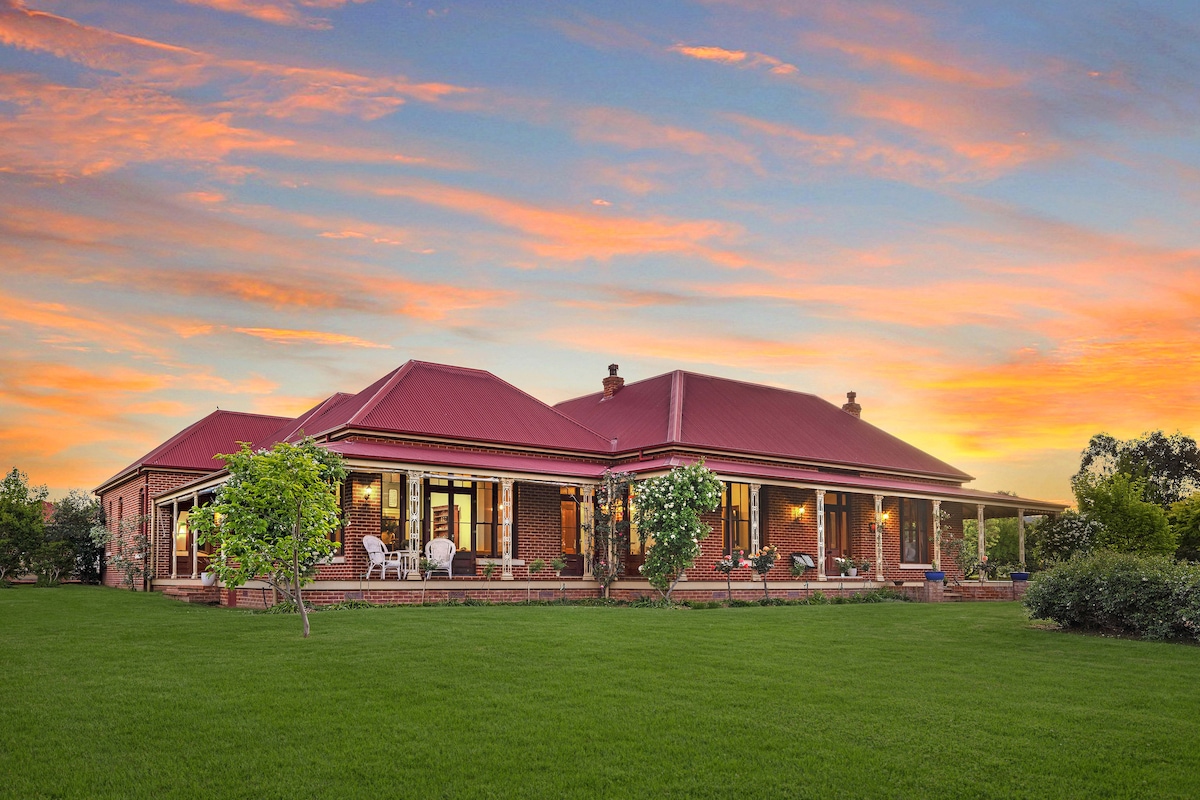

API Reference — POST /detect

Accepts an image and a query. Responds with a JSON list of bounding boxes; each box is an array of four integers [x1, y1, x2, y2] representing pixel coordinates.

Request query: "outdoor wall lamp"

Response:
[[792, 505, 805, 519], [363, 485, 373, 499]]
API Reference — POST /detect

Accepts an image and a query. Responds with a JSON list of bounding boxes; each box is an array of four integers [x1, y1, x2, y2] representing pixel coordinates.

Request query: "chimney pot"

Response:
[[842, 391, 861, 418], [602, 364, 625, 399]]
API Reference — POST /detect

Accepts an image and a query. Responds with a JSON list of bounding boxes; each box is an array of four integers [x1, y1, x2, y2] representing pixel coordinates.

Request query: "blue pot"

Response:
[[1010, 571, 1030, 581], [924, 571, 945, 581]]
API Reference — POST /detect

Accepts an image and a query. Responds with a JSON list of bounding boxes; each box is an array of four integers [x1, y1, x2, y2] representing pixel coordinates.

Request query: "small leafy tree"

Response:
[[190, 439, 346, 638], [552, 555, 567, 601], [47, 490, 105, 584], [1170, 493, 1200, 562], [527, 557, 545, 601], [590, 470, 633, 598], [634, 461, 723, 600], [100, 515, 151, 589], [714, 549, 746, 602], [481, 561, 497, 598], [1074, 472, 1176, 556]]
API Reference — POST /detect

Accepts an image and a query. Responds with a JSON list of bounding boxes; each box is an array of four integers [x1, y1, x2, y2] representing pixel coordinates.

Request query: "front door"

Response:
[[426, 479, 475, 575], [825, 492, 852, 573]]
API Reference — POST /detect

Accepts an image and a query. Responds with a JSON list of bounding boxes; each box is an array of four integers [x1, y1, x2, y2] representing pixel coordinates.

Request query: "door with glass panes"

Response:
[[825, 492, 852, 574]]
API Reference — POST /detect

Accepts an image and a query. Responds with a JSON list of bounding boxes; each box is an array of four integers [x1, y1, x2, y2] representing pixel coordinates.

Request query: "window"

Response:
[[174, 508, 190, 557], [380, 472, 404, 547], [424, 478, 500, 557], [560, 487, 581, 555], [723, 482, 751, 554], [825, 491, 852, 559], [900, 498, 931, 564]]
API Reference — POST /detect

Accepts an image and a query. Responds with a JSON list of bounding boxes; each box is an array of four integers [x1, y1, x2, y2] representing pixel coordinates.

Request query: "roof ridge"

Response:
[[464, 366, 615, 448], [346, 361, 416, 428], [667, 370, 684, 443]]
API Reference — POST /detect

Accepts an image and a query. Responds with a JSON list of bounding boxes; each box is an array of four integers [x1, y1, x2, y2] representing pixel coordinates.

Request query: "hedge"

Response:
[[1023, 551, 1200, 641]]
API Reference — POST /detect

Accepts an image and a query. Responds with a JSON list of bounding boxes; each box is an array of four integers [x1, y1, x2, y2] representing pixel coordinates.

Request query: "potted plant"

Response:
[[835, 556, 857, 577], [200, 570, 218, 587], [1009, 562, 1030, 581]]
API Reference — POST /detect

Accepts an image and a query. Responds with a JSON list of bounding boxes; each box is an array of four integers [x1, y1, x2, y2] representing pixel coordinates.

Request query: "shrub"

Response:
[[1023, 551, 1200, 641]]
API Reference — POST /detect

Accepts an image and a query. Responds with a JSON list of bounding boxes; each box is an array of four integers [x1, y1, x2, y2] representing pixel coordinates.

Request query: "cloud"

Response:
[[669, 43, 797, 75], [178, 0, 369, 30], [802, 33, 1019, 89], [573, 106, 759, 168], [232, 327, 391, 348], [362, 179, 745, 263]]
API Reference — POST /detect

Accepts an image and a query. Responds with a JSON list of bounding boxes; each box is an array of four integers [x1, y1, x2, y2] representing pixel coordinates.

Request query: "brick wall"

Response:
[[100, 470, 206, 588]]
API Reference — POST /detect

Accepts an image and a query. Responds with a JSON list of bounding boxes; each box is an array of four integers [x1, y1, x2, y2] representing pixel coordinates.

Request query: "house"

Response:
[[94, 361, 1065, 604]]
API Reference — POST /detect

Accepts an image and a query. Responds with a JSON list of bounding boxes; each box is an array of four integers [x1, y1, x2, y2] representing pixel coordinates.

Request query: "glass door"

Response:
[[825, 492, 851, 574]]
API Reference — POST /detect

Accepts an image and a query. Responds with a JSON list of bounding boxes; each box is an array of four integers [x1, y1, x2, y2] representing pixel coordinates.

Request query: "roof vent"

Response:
[[602, 364, 625, 399], [842, 391, 861, 418]]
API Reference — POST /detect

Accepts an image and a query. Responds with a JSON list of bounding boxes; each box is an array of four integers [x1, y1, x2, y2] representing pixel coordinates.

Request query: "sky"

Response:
[[1, 0, 1198, 504]]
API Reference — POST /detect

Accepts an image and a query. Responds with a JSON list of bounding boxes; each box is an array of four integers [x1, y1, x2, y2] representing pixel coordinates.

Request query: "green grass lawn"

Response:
[[2, 588, 1199, 799]]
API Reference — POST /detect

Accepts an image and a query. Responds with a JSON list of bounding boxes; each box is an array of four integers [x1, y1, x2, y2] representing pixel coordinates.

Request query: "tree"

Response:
[[47, 490, 105, 584], [634, 461, 723, 600], [1074, 472, 1176, 556], [1169, 493, 1200, 562], [190, 439, 346, 638], [1029, 511, 1101, 565], [1075, 431, 1200, 508], [0, 468, 48, 581], [589, 470, 633, 598]]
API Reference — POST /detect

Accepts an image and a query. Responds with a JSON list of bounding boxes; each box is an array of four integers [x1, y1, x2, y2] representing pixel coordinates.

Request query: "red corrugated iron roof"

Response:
[[555, 370, 971, 481], [262, 392, 356, 444], [95, 410, 290, 493], [620, 455, 1065, 512], [326, 440, 608, 479], [300, 361, 613, 453]]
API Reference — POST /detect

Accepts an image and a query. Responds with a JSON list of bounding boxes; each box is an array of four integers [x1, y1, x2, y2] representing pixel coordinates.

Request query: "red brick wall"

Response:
[[514, 482, 565, 580], [100, 470, 206, 588]]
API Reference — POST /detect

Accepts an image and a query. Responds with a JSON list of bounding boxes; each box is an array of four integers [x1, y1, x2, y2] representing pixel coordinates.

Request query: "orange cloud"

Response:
[[232, 327, 391, 348], [364, 179, 744, 262], [0, 289, 170, 356], [669, 43, 798, 75], [574, 107, 759, 168], [803, 33, 1019, 88], [179, 0, 369, 30]]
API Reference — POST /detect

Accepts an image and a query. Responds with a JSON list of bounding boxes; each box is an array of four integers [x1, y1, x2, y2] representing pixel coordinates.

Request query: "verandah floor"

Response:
[[2, 586, 1198, 799]]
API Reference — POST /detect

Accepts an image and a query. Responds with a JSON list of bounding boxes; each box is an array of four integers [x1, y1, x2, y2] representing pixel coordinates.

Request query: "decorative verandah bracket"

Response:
[[815, 489, 827, 581], [405, 471, 422, 580], [977, 503, 987, 584], [932, 499, 942, 571], [500, 477, 514, 580], [580, 484, 595, 578], [873, 494, 884, 584], [749, 483, 761, 553]]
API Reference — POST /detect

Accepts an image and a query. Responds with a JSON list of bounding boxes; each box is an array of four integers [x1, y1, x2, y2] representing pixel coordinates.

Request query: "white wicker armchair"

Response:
[[424, 537, 456, 579], [362, 534, 405, 580]]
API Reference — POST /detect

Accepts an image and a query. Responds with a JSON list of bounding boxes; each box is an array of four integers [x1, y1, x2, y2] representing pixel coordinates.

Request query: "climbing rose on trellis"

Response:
[[634, 461, 723, 599]]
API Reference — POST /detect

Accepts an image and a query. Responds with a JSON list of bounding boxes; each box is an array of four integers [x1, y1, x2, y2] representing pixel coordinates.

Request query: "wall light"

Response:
[[792, 505, 805, 519], [363, 485, 374, 499], [881, 512, 890, 521]]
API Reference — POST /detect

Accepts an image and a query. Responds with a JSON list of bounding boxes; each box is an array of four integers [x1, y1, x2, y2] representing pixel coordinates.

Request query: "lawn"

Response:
[[2, 588, 1198, 799]]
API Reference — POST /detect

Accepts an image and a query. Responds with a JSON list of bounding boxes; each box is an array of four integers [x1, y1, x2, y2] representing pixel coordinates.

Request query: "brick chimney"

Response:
[[841, 391, 861, 418], [602, 364, 625, 399]]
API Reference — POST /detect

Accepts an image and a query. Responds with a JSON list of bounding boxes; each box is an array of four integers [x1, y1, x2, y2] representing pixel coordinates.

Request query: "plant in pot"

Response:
[[1010, 562, 1030, 581], [835, 556, 857, 577]]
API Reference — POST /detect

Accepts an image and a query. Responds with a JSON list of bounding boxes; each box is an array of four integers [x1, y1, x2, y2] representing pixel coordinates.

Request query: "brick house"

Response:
[[95, 361, 1064, 605]]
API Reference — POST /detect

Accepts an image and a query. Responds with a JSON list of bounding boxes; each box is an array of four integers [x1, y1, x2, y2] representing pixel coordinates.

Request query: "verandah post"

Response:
[[816, 489, 827, 581], [1017, 508, 1025, 566], [977, 504, 986, 583], [874, 494, 884, 584]]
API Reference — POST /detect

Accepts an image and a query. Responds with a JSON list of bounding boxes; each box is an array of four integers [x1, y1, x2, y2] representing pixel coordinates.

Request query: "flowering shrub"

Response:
[[746, 544, 778, 599], [1023, 551, 1200, 642], [714, 549, 749, 600], [635, 461, 723, 599]]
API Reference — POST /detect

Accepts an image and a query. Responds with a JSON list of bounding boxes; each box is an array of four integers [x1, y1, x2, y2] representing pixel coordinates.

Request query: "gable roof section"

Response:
[[95, 409, 290, 493], [298, 361, 613, 453], [555, 370, 971, 481], [262, 392, 356, 444]]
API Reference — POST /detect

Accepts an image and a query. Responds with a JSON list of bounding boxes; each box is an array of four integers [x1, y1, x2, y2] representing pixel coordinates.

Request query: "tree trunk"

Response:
[[762, 575, 770, 601], [725, 573, 732, 604], [293, 498, 310, 639]]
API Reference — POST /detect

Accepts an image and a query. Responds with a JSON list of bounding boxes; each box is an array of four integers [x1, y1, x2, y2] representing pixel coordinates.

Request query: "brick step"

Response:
[[942, 590, 964, 602], [162, 586, 220, 604]]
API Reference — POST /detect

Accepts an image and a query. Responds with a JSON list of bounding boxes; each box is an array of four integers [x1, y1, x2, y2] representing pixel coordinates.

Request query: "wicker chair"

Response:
[[424, 537, 456, 579], [362, 534, 404, 580]]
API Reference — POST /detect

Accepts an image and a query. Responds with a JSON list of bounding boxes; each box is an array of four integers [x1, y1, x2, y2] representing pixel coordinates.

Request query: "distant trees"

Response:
[[0, 470, 109, 586], [1045, 431, 1199, 565]]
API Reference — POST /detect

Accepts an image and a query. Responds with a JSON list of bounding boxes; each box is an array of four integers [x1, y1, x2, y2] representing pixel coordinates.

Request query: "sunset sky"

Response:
[[2, 0, 1198, 504]]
